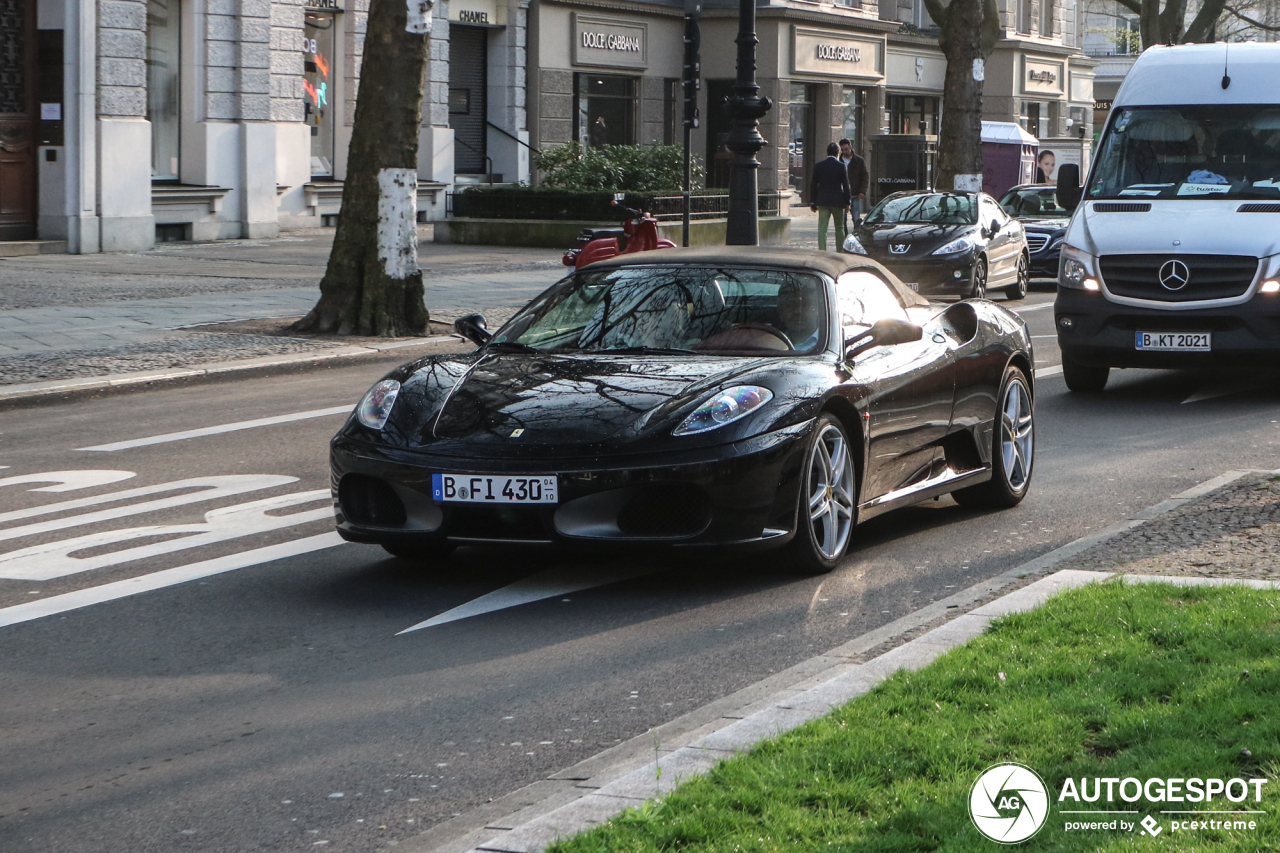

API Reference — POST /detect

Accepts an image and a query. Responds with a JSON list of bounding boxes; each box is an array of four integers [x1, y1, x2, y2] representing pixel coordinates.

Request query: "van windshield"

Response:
[[1088, 104, 1280, 200]]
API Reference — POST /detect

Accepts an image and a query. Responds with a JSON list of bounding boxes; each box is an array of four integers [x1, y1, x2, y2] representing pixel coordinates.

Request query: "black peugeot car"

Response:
[[846, 191, 1030, 300], [998, 184, 1069, 281]]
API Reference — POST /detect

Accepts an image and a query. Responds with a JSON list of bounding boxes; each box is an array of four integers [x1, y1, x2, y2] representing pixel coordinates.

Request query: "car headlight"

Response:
[[843, 234, 868, 255], [673, 385, 773, 436], [932, 235, 976, 256], [1059, 244, 1100, 291], [356, 379, 401, 430]]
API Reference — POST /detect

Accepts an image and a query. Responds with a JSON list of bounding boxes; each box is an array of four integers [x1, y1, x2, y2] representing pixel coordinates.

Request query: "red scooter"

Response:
[[562, 196, 676, 269]]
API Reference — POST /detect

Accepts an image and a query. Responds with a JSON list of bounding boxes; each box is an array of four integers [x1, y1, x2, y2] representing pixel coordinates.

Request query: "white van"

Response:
[[1053, 43, 1280, 391]]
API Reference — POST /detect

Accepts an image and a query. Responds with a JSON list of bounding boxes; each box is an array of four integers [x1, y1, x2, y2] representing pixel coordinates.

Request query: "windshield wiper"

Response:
[[596, 346, 701, 355], [486, 341, 543, 353]]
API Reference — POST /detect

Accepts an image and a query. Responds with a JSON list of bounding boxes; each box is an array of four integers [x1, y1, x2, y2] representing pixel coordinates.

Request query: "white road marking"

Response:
[[77, 406, 353, 452], [0, 470, 136, 492], [0, 533, 344, 629], [1011, 302, 1055, 313], [0, 490, 330, 580], [0, 474, 296, 535], [397, 564, 662, 634], [1034, 365, 1063, 379]]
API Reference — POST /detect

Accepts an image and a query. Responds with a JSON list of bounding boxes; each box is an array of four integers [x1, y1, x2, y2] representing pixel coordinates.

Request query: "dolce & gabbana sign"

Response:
[[792, 26, 883, 80], [573, 14, 647, 70]]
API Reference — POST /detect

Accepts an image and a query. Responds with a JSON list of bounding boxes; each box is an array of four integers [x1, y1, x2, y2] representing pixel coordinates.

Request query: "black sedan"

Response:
[[998, 184, 1069, 281], [330, 248, 1036, 575], [846, 191, 1030, 301]]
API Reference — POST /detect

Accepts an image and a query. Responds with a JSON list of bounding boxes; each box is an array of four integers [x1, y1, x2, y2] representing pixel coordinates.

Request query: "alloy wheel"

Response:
[[806, 423, 856, 560], [970, 259, 987, 299], [999, 377, 1034, 492]]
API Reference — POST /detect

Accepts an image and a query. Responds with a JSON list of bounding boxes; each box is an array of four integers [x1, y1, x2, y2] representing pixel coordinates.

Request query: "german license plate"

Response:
[[432, 473, 558, 504], [1135, 331, 1211, 352]]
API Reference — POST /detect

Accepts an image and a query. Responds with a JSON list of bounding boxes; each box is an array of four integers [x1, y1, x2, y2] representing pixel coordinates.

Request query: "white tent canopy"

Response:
[[981, 121, 1039, 145]]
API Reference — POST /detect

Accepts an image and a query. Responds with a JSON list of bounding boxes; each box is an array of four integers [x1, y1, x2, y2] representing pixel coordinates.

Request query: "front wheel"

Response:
[[783, 415, 858, 575], [969, 257, 988, 300], [1006, 253, 1029, 301], [952, 366, 1034, 509], [1062, 356, 1110, 393]]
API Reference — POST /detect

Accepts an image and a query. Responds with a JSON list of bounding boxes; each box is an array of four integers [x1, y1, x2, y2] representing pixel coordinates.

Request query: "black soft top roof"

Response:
[[583, 246, 929, 308]]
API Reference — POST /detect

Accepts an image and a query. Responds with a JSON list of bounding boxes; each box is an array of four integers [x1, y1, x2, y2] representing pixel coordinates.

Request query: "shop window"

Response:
[[789, 83, 815, 200], [704, 79, 733, 188], [146, 0, 180, 181], [841, 86, 866, 154], [1020, 101, 1045, 139], [886, 95, 938, 135], [304, 12, 337, 177], [575, 74, 637, 148], [1039, 0, 1054, 36], [665, 78, 680, 146]]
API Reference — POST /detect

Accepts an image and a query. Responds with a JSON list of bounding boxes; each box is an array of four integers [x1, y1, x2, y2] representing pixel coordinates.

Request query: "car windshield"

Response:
[[999, 187, 1068, 218], [492, 266, 827, 355], [1088, 104, 1280, 200], [864, 193, 977, 225]]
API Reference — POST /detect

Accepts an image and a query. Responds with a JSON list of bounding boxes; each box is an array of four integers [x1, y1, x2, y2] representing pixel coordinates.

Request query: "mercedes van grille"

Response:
[[1099, 254, 1259, 302], [1238, 203, 1280, 213]]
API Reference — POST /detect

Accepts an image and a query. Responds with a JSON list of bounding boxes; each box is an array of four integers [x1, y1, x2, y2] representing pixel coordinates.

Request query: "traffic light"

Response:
[[682, 3, 701, 129]]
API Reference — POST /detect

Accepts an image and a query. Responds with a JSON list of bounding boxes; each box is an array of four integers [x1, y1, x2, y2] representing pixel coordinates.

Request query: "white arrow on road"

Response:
[[397, 564, 665, 634]]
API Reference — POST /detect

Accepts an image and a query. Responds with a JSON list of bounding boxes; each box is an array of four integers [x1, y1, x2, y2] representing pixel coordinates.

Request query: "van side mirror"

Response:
[[844, 318, 924, 360], [454, 313, 491, 346], [1056, 163, 1082, 213]]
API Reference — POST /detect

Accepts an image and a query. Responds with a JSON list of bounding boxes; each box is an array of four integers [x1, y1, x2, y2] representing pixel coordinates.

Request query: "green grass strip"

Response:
[[550, 580, 1280, 852]]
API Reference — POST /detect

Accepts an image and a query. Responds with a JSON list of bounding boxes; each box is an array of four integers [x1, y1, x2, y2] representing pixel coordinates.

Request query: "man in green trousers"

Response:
[[809, 143, 850, 252]]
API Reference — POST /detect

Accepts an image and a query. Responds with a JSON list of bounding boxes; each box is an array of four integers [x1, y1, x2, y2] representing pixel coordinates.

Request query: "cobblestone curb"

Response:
[[405, 468, 1274, 853]]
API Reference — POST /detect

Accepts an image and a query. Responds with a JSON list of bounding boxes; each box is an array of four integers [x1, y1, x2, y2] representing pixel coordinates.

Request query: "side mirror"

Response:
[[454, 313, 491, 346], [989, 218, 1001, 235], [844, 318, 924, 360], [1056, 163, 1082, 213]]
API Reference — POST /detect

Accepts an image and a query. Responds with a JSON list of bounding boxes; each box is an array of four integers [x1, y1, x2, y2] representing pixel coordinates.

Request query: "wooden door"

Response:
[[0, 0, 37, 240]]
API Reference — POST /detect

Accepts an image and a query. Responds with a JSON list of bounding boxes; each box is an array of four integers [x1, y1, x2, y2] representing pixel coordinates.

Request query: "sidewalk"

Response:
[[0, 215, 824, 396]]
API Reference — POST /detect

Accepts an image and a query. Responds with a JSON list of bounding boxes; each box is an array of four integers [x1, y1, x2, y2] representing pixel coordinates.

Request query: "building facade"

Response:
[[528, 0, 1092, 208], [7, 0, 528, 253]]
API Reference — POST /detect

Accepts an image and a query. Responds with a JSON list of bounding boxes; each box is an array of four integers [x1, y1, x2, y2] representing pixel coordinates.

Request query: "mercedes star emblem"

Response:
[[1158, 259, 1190, 291]]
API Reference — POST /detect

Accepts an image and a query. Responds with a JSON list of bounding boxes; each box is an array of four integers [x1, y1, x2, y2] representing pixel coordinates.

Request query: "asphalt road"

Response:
[[3, 289, 1280, 853]]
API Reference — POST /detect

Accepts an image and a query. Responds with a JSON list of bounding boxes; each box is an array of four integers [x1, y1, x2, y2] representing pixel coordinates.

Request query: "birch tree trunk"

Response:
[[924, 0, 1002, 193], [293, 0, 433, 336]]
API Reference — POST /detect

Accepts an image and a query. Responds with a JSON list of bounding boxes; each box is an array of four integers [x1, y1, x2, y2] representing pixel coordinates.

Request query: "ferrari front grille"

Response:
[[339, 474, 407, 528]]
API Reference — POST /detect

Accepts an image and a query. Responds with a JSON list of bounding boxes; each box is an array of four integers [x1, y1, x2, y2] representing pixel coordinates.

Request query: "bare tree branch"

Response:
[[1224, 3, 1280, 30], [1184, 0, 1229, 41]]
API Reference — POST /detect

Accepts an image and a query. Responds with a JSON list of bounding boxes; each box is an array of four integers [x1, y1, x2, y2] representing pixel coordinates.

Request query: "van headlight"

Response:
[[1060, 244, 1099, 291]]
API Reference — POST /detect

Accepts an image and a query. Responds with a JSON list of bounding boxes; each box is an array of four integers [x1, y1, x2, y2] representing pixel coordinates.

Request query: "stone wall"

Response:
[[539, 69, 573, 148], [270, 0, 306, 122], [98, 0, 147, 117]]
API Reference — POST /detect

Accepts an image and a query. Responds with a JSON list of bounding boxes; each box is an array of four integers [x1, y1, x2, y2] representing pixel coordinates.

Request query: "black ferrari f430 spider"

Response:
[[330, 248, 1035, 574]]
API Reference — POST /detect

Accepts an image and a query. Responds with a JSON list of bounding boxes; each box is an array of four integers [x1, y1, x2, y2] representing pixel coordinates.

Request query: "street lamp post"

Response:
[[724, 0, 772, 246]]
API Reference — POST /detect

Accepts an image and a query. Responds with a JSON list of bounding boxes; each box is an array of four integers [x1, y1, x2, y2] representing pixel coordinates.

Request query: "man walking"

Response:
[[839, 138, 869, 230], [810, 143, 850, 252]]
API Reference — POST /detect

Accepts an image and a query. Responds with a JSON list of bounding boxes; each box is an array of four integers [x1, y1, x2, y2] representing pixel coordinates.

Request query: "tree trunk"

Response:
[[926, 0, 1001, 193], [293, 0, 432, 337]]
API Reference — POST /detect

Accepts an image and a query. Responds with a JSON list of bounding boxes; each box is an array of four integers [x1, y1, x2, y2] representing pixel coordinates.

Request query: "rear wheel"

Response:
[[382, 540, 457, 561], [952, 366, 1034, 509], [969, 257, 988, 299], [1062, 356, 1109, 393], [783, 415, 857, 575], [1006, 253, 1029, 301]]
